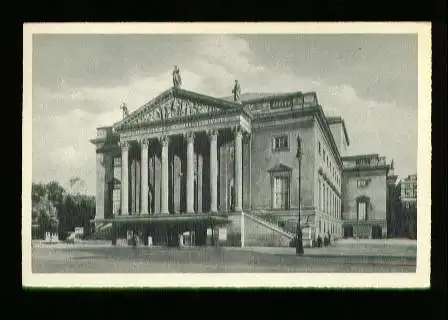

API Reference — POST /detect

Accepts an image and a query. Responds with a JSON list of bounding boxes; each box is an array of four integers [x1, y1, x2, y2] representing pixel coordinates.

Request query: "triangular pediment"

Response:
[[267, 163, 293, 172], [113, 87, 241, 131]]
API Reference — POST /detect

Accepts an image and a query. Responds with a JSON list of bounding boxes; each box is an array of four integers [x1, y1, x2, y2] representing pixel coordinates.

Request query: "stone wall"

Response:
[[343, 169, 388, 221], [250, 117, 315, 210]]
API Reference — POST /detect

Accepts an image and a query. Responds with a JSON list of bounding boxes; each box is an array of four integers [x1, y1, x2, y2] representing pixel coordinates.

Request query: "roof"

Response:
[[112, 87, 243, 131], [220, 92, 282, 102], [326, 116, 350, 146]]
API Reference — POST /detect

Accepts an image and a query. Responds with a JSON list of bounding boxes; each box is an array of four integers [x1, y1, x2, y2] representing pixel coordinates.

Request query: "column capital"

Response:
[[207, 129, 219, 141], [231, 125, 244, 138], [118, 141, 130, 151], [158, 135, 170, 147], [138, 138, 150, 147], [183, 132, 195, 143]]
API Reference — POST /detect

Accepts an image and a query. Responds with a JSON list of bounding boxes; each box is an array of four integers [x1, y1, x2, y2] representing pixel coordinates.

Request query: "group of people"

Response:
[[315, 232, 332, 248]]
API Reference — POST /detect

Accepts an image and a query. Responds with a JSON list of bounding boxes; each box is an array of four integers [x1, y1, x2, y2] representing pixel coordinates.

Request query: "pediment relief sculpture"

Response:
[[117, 96, 228, 129]]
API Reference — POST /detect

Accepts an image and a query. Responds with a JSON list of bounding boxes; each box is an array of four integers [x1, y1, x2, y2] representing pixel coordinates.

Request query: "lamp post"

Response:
[[295, 134, 304, 255]]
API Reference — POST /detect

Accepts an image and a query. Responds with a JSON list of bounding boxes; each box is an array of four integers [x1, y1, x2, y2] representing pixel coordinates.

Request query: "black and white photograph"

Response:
[[22, 23, 431, 288]]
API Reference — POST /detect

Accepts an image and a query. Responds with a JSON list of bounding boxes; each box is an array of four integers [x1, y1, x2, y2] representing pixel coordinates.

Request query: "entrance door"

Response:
[[343, 225, 353, 238], [371, 225, 382, 239]]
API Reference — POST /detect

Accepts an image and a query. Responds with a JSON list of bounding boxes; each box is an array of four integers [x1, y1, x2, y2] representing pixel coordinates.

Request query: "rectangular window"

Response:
[[112, 188, 121, 215], [358, 202, 367, 220], [323, 149, 326, 160], [318, 180, 322, 211], [318, 142, 321, 155], [113, 157, 121, 181], [273, 136, 289, 151], [356, 158, 371, 166], [324, 185, 327, 213], [273, 176, 290, 209]]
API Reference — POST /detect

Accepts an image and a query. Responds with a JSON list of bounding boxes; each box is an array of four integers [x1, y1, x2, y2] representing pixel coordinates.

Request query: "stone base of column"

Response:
[[160, 210, 169, 215]]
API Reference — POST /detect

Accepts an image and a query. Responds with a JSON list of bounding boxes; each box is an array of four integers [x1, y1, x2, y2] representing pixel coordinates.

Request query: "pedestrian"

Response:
[[131, 232, 139, 256]]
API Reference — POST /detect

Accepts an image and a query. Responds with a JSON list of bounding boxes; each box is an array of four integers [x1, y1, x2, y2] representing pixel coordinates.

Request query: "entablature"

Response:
[[118, 113, 251, 143]]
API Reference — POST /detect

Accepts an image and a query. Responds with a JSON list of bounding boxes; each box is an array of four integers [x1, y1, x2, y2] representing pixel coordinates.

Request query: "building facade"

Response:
[[90, 85, 394, 247], [386, 173, 402, 237], [399, 174, 418, 239]]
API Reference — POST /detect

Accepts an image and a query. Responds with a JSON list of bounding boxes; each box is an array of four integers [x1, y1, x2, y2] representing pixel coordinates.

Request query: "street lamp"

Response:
[[295, 134, 304, 255]]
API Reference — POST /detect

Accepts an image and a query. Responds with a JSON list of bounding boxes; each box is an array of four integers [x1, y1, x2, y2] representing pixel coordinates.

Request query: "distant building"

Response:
[[90, 85, 395, 247], [341, 154, 392, 239], [400, 174, 417, 239], [386, 174, 402, 237]]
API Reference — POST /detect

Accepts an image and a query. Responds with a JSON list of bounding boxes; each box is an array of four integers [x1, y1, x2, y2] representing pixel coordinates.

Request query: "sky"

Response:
[[32, 33, 418, 195]]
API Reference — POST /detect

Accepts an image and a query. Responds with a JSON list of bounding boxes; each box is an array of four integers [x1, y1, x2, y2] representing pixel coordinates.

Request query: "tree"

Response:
[[69, 176, 87, 195], [45, 181, 66, 217], [35, 196, 58, 238]]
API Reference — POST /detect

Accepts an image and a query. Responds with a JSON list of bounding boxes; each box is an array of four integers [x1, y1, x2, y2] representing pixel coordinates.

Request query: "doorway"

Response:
[[371, 225, 382, 239], [343, 225, 353, 238]]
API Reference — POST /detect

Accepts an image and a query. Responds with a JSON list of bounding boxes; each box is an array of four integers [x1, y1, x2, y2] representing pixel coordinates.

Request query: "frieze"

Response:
[[119, 115, 245, 141], [118, 96, 228, 129]]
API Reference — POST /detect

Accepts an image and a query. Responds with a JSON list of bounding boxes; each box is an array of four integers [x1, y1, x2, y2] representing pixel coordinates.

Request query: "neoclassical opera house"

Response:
[[91, 78, 393, 247]]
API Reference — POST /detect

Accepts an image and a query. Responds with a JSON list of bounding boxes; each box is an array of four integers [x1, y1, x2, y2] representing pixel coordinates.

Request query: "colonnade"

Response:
[[117, 127, 245, 215]]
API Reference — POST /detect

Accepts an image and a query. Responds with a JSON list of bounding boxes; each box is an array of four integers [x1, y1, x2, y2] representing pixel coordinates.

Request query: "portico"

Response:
[[91, 87, 252, 246], [117, 126, 250, 217]]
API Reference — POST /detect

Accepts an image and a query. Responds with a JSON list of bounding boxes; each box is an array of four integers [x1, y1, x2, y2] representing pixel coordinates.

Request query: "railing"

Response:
[[343, 157, 388, 169], [254, 213, 311, 235]]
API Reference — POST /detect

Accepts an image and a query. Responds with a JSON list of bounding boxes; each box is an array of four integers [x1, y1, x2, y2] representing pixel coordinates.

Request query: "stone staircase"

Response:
[[243, 211, 314, 248]]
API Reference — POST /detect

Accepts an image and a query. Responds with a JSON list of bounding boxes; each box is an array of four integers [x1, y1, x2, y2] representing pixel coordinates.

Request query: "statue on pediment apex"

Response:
[[120, 103, 129, 118], [172, 65, 182, 88], [232, 80, 242, 103]]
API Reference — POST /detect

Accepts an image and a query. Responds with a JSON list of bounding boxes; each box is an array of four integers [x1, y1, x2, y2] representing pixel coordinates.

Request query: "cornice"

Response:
[[314, 106, 344, 169]]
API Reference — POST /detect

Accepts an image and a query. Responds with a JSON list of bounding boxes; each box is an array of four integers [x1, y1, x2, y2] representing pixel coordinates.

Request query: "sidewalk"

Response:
[[226, 243, 417, 258], [31, 240, 418, 259]]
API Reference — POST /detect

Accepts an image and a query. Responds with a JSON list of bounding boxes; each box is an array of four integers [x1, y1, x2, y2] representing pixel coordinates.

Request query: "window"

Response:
[[358, 202, 367, 220], [323, 149, 326, 160], [356, 158, 371, 166], [273, 176, 290, 209], [273, 136, 289, 151], [357, 178, 370, 188], [356, 196, 370, 221], [112, 188, 121, 215], [113, 157, 122, 180], [322, 183, 327, 212], [318, 142, 321, 155], [318, 180, 322, 211]]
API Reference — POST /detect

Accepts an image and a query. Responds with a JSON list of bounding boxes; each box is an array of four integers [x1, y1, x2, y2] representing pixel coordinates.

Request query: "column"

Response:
[[209, 130, 218, 213], [197, 154, 203, 213], [234, 127, 243, 212], [140, 138, 149, 215], [160, 136, 169, 215], [119, 141, 129, 216], [185, 132, 195, 214]]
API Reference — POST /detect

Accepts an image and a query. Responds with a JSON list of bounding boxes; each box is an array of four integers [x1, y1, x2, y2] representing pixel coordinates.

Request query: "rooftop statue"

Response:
[[172, 65, 182, 88], [120, 103, 129, 118], [232, 79, 242, 104]]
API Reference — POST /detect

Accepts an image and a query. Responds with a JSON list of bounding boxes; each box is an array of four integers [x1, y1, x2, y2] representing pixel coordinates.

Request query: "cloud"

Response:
[[32, 34, 417, 194]]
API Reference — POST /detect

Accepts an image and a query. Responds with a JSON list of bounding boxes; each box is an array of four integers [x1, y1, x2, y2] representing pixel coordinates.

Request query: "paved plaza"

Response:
[[31, 239, 416, 273]]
